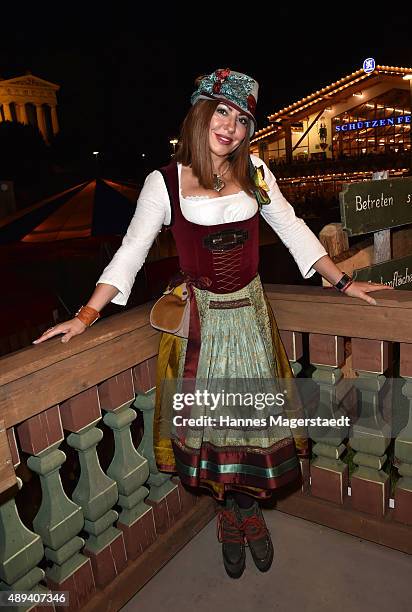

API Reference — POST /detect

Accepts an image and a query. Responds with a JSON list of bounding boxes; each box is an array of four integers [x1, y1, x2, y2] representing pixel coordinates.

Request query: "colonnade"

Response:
[[0, 101, 59, 143]]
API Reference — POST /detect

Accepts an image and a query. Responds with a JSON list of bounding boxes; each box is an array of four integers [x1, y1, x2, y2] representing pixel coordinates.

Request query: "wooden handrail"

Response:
[[0, 302, 158, 429], [0, 302, 155, 386], [266, 284, 412, 343], [266, 284, 412, 308]]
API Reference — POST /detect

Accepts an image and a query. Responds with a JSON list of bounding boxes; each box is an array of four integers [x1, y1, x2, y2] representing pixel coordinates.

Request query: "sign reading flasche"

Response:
[[339, 177, 412, 236], [354, 255, 412, 290]]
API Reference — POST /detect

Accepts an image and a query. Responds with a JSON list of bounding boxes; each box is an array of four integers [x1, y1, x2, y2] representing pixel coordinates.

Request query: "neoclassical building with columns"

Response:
[[0, 73, 60, 143]]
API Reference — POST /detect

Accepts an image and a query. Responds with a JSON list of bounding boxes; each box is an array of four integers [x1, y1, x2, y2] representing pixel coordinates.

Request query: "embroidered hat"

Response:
[[191, 68, 259, 137]]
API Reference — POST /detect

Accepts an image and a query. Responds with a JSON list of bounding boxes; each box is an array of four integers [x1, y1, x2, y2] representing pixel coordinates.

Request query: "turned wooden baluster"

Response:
[[280, 330, 303, 377], [60, 388, 127, 589], [132, 359, 183, 533], [16, 406, 95, 610], [98, 369, 157, 559], [308, 333, 350, 504], [350, 338, 392, 517], [394, 343, 412, 525], [0, 423, 48, 608]]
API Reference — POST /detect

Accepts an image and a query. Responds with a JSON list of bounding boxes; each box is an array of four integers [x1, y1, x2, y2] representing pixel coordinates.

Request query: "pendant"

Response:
[[213, 174, 225, 192]]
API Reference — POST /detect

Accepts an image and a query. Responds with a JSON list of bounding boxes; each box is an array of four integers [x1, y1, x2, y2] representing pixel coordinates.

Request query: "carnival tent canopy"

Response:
[[20, 179, 138, 242]]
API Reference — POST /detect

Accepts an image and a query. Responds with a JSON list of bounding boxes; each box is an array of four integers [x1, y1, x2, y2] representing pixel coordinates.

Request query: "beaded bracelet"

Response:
[[75, 305, 100, 327]]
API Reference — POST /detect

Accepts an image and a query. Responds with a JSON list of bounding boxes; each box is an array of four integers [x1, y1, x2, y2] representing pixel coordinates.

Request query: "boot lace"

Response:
[[239, 513, 269, 542], [216, 509, 244, 544]]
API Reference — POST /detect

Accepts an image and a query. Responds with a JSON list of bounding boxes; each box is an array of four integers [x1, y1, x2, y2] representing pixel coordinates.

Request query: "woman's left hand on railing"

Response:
[[342, 280, 393, 305]]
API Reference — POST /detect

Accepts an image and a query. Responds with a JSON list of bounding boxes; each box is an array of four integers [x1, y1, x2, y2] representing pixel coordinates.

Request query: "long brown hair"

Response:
[[174, 99, 255, 194]]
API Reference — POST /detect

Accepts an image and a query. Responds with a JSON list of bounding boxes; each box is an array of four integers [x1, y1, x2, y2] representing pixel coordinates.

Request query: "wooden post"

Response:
[[60, 387, 127, 589], [0, 426, 47, 603], [308, 334, 349, 505], [133, 390, 182, 534], [98, 370, 157, 560], [17, 406, 95, 608], [282, 120, 293, 164], [394, 343, 412, 525], [350, 339, 391, 517], [372, 172, 392, 264], [374, 230, 391, 263], [319, 223, 349, 259]]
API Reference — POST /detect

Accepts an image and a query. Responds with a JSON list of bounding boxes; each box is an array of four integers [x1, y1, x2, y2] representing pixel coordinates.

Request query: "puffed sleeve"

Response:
[[254, 156, 328, 278], [96, 170, 171, 305]]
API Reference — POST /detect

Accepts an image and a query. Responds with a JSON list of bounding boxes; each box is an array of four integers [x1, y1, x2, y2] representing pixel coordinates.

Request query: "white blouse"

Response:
[[97, 155, 328, 305]]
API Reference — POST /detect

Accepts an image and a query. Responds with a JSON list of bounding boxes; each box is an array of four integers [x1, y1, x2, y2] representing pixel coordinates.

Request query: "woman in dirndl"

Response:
[[33, 68, 390, 579]]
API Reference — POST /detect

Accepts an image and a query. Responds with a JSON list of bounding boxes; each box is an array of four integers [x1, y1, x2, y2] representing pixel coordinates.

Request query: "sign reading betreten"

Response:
[[339, 177, 412, 236]]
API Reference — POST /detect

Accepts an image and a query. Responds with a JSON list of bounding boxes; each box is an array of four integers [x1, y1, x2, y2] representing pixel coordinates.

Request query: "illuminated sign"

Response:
[[335, 114, 411, 132], [363, 58, 375, 74]]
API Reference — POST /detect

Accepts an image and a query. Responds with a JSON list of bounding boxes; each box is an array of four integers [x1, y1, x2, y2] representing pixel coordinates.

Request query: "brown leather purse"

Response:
[[149, 283, 190, 338]]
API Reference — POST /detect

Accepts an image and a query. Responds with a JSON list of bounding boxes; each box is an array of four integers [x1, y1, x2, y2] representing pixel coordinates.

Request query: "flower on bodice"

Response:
[[249, 161, 271, 210]]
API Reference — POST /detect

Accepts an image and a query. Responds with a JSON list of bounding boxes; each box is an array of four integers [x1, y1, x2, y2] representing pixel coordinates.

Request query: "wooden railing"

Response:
[[267, 285, 412, 550], [1, 286, 411, 609], [0, 305, 214, 611]]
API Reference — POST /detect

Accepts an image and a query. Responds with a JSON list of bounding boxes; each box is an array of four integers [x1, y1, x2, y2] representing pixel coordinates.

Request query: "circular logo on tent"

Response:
[[363, 58, 375, 74]]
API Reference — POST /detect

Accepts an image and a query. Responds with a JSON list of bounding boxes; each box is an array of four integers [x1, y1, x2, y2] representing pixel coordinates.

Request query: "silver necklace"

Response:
[[213, 164, 230, 192]]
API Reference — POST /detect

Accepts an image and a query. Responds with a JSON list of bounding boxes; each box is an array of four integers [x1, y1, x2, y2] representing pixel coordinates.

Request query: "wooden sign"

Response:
[[353, 254, 412, 290], [339, 177, 412, 236]]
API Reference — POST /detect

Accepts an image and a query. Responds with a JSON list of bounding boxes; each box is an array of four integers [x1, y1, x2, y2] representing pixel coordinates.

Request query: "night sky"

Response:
[[1, 11, 411, 170]]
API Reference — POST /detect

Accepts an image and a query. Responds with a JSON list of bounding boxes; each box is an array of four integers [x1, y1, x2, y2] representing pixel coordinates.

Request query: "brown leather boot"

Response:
[[216, 498, 246, 579], [236, 501, 274, 572]]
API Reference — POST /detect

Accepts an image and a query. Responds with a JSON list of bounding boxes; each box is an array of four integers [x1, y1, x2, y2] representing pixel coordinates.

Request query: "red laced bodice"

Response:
[[159, 162, 259, 293]]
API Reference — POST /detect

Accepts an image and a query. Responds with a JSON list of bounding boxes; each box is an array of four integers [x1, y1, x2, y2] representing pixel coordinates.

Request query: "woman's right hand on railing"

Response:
[[32, 318, 87, 345]]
